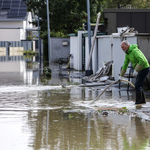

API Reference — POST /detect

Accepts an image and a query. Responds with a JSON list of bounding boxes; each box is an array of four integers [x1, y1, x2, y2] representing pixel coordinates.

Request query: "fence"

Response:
[[0, 40, 33, 62]]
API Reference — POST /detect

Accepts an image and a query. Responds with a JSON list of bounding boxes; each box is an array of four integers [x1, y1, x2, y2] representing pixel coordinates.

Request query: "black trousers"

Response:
[[135, 67, 149, 91]]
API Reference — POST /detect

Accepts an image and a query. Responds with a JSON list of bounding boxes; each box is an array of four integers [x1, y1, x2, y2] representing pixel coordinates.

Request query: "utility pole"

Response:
[[85, 0, 93, 76], [46, 0, 51, 65], [37, 12, 41, 68]]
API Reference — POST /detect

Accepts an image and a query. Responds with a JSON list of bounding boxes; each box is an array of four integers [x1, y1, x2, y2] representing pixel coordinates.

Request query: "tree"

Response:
[[25, 0, 150, 35], [25, 0, 150, 64], [131, 0, 150, 8], [106, 0, 150, 8], [25, 0, 107, 63], [25, 0, 107, 34]]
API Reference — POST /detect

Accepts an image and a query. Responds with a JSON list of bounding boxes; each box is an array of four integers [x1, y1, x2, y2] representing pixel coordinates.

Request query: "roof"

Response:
[[0, 0, 27, 21]]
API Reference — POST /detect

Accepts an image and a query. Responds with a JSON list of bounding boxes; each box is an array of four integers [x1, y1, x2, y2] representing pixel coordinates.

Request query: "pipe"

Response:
[[89, 79, 135, 104], [86, 12, 101, 70]]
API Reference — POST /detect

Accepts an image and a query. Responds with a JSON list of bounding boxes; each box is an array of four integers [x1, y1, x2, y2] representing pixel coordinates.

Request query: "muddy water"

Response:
[[0, 66, 150, 150]]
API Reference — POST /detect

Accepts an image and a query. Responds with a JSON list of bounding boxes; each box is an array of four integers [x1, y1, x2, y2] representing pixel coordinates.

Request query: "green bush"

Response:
[[50, 31, 69, 38], [23, 49, 38, 61], [23, 49, 38, 56], [43, 67, 52, 78]]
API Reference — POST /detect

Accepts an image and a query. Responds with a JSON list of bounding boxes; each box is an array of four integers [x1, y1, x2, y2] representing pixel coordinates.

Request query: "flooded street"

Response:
[[0, 64, 150, 150]]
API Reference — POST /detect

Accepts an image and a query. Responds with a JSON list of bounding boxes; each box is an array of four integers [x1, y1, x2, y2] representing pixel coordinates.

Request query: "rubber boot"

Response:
[[141, 90, 146, 104], [135, 91, 142, 104]]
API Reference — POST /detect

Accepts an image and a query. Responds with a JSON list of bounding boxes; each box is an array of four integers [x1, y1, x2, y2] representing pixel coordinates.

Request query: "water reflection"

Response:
[[26, 109, 150, 150], [46, 110, 49, 149], [0, 64, 150, 149], [23, 70, 40, 85], [87, 112, 91, 150], [0, 86, 150, 149]]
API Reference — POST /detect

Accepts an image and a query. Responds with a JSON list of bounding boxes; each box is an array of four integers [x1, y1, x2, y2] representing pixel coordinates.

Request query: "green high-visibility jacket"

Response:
[[120, 44, 149, 76]]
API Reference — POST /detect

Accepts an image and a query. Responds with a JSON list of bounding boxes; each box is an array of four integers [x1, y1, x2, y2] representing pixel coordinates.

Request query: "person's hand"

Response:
[[119, 76, 122, 81], [133, 70, 138, 77]]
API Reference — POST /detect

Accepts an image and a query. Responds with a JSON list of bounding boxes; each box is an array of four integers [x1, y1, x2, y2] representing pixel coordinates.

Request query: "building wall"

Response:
[[23, 20, 27, 39], [0, 29, 21, 41], [70, 30, 87, 71], [77, 31, 85, 71], [97, 35, 112, 69], [104, 13, 117, 35], [112, 35, 137, 80], [137, 35, 150, 85], [137, 35, 150, 62], [26, 12, 33, 28], [0, 41, 34, 62], [85, 36, 98, 73], [92, 37, 98, 73], [0, 61, 25, 72], [0, 41, 33, 50], [0, 12, 33, 41], [0, 47, 6, 56], [20, 28, 26, 40], [0, 21, 23, 28], [83, 34, 140, 81], [50, 38, 70, 63], [103, 9, 150, 35], [70, 36, 78, 69]]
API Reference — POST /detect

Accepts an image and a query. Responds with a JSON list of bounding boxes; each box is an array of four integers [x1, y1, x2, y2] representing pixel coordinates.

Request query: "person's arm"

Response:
[[120, 56, 130, 76], [134, 64, 143, 72], [133, 50, 145, 72]]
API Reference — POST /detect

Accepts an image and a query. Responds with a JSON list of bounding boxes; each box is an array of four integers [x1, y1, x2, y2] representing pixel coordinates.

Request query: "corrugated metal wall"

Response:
[[0, 41, 32, 49], [117, 12, 150, 33], [0, 40, 33, 62]]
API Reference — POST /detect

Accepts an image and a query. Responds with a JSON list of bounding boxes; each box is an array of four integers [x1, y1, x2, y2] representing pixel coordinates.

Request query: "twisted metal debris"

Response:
[[84, 61, 113, 82]]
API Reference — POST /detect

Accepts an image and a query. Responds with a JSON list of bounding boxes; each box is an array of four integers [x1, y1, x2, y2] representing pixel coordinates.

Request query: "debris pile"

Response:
[[84, 60, 113, 82], [119, 26, 138, 41]]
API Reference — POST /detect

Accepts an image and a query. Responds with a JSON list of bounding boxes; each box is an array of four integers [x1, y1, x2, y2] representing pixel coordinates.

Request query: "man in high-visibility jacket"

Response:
[[119, 40, 149, 104]]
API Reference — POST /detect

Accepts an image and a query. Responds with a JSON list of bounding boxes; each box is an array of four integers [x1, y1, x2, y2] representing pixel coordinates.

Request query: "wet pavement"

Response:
[[0, 63, 150, 150]]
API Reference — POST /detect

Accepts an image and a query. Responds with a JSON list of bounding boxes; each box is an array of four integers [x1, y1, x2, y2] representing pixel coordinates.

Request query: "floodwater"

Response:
[[0, 64, 150, 150]]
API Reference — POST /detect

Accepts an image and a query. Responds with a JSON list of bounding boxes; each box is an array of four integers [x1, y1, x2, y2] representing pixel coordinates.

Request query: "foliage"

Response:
[[50, 31, 69, 38], [98, 110, 101, 113], [131, 0, 150, 8], [25, 0, 150, 34], [25, 0, 107, 35], [40, 30, 69, 62], [40, 31, 49, 62], [23, 49, 38, 56], [25, 0, 107, 63], [26, 32, 37, 40], [123, 137, 149, 150], [68, 114, 73, 119], [23, 48, 38, 61], [40, 77, 51, 85], [119, 107, 128, 113], [25, 0, 150, 64], [26, 35, 37, 40], [106, 0, 150, 8], [43, 67, 52, 78]]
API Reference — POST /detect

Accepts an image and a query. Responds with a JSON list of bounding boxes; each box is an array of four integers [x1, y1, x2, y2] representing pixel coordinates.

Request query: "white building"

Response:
[[0, 0, 37, 41], [0, 0, 39, 72]]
